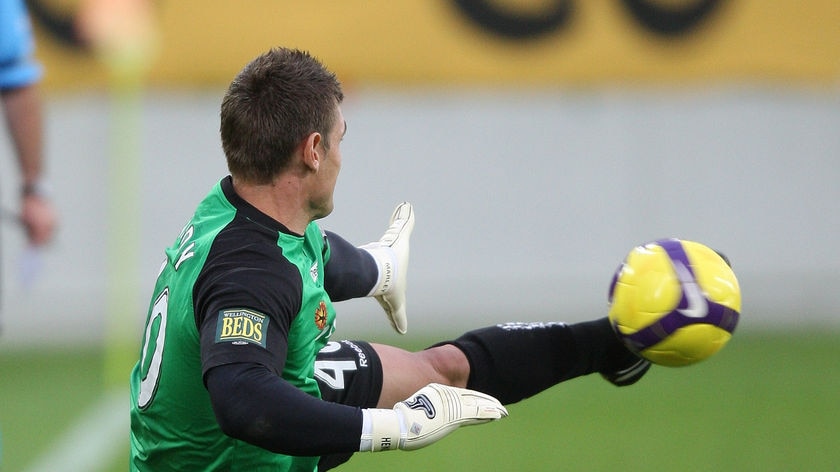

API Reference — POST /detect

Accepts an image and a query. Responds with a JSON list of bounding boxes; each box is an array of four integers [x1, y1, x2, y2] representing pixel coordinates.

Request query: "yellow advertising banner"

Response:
[[29, 0, 840, 91]]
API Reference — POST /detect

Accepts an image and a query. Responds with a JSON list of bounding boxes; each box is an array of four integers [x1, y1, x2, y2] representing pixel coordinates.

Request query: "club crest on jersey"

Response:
[[215, 309, 268, 347], [314, 301, 328, 330]]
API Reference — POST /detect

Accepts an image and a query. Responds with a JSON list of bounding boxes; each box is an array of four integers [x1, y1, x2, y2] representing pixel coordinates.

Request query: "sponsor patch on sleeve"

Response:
[[215, 309, 269, 347]]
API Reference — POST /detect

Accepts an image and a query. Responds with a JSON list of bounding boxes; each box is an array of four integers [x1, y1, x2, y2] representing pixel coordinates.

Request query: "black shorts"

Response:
[[315, 339, 383, 407], [315, 340, 383, 471]]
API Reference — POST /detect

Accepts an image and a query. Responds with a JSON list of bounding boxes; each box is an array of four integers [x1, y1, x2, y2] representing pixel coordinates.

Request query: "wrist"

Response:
[[360, 244, 396, 297], [21, 179, 51, 199], [360, 408, 405, 452]]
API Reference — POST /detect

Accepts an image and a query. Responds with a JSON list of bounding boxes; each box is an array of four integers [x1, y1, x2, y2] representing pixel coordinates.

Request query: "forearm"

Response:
[[206, 362, 363, 456], [323, 230, 379, 301], [2, 84, 55, 245], [205, 362, 507, 459], [2, 84, 44, 185]]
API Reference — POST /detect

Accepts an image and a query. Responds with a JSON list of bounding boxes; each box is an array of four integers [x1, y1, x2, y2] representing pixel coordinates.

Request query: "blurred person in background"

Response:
[[0, 0, 58, 257], [0, 0, 57, 464]]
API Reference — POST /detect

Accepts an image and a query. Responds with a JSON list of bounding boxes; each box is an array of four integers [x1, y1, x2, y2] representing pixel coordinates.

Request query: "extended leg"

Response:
[[373, 317, 648, 408]]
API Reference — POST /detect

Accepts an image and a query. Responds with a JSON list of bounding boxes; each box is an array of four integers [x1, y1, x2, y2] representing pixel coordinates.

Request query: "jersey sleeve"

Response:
[[323, 230, 379, 301], [194, 223, 365, 456], [206, 362, 363, 456], [194, 230, 303, 378]]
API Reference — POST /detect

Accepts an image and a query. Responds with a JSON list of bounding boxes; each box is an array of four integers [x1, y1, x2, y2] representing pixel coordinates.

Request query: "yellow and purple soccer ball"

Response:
[[608, 239, 741, 367]]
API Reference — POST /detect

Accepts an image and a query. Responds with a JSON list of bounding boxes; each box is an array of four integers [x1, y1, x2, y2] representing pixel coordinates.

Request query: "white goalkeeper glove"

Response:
[[360, 202, 415, 334], [359, 383, 508, 452]]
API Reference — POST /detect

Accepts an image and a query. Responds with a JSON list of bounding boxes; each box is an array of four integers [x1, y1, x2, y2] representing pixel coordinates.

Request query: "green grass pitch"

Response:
[[1, 328, 838, 471]]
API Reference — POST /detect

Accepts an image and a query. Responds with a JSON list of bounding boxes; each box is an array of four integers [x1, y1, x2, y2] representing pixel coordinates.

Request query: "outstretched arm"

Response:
[[206, 361, 506, 456], [325, 202, 415, 334], [206, 362, 363, 456], [323, 230, 379, 301]]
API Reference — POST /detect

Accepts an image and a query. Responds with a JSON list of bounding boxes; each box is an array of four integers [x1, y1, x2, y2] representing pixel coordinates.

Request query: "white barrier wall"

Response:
[[0, 87, 838, 346]]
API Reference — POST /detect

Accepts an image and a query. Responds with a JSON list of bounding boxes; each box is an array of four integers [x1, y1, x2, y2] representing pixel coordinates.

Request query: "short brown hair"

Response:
[[220, 48, 344, 184]]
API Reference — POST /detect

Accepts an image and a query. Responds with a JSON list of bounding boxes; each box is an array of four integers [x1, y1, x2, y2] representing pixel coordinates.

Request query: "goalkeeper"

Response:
[[129, 48, 649, 471]]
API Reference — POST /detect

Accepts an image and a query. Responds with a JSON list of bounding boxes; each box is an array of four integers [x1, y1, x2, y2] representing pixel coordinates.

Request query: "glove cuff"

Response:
[[360, 243, 396, 297], [360, 408, 406, 452]]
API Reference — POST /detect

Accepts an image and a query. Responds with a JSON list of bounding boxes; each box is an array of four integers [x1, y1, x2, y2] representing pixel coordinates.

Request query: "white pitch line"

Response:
[[23, 389, 128, 472]]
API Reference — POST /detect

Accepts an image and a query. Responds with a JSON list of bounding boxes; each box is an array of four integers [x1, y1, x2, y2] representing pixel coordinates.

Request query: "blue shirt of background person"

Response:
[[0, 0, 43, 89]]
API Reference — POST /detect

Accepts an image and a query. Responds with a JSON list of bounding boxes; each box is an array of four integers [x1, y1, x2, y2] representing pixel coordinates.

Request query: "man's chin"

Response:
[[312, 202, 334, 221]]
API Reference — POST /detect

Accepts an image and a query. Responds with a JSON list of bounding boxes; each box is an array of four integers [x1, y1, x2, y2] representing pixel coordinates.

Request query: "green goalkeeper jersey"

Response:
[[130, 177, 337, 471]]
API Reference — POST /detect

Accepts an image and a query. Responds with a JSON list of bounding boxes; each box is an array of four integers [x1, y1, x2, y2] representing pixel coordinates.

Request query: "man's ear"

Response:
[[302, 132, 322, 171]]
